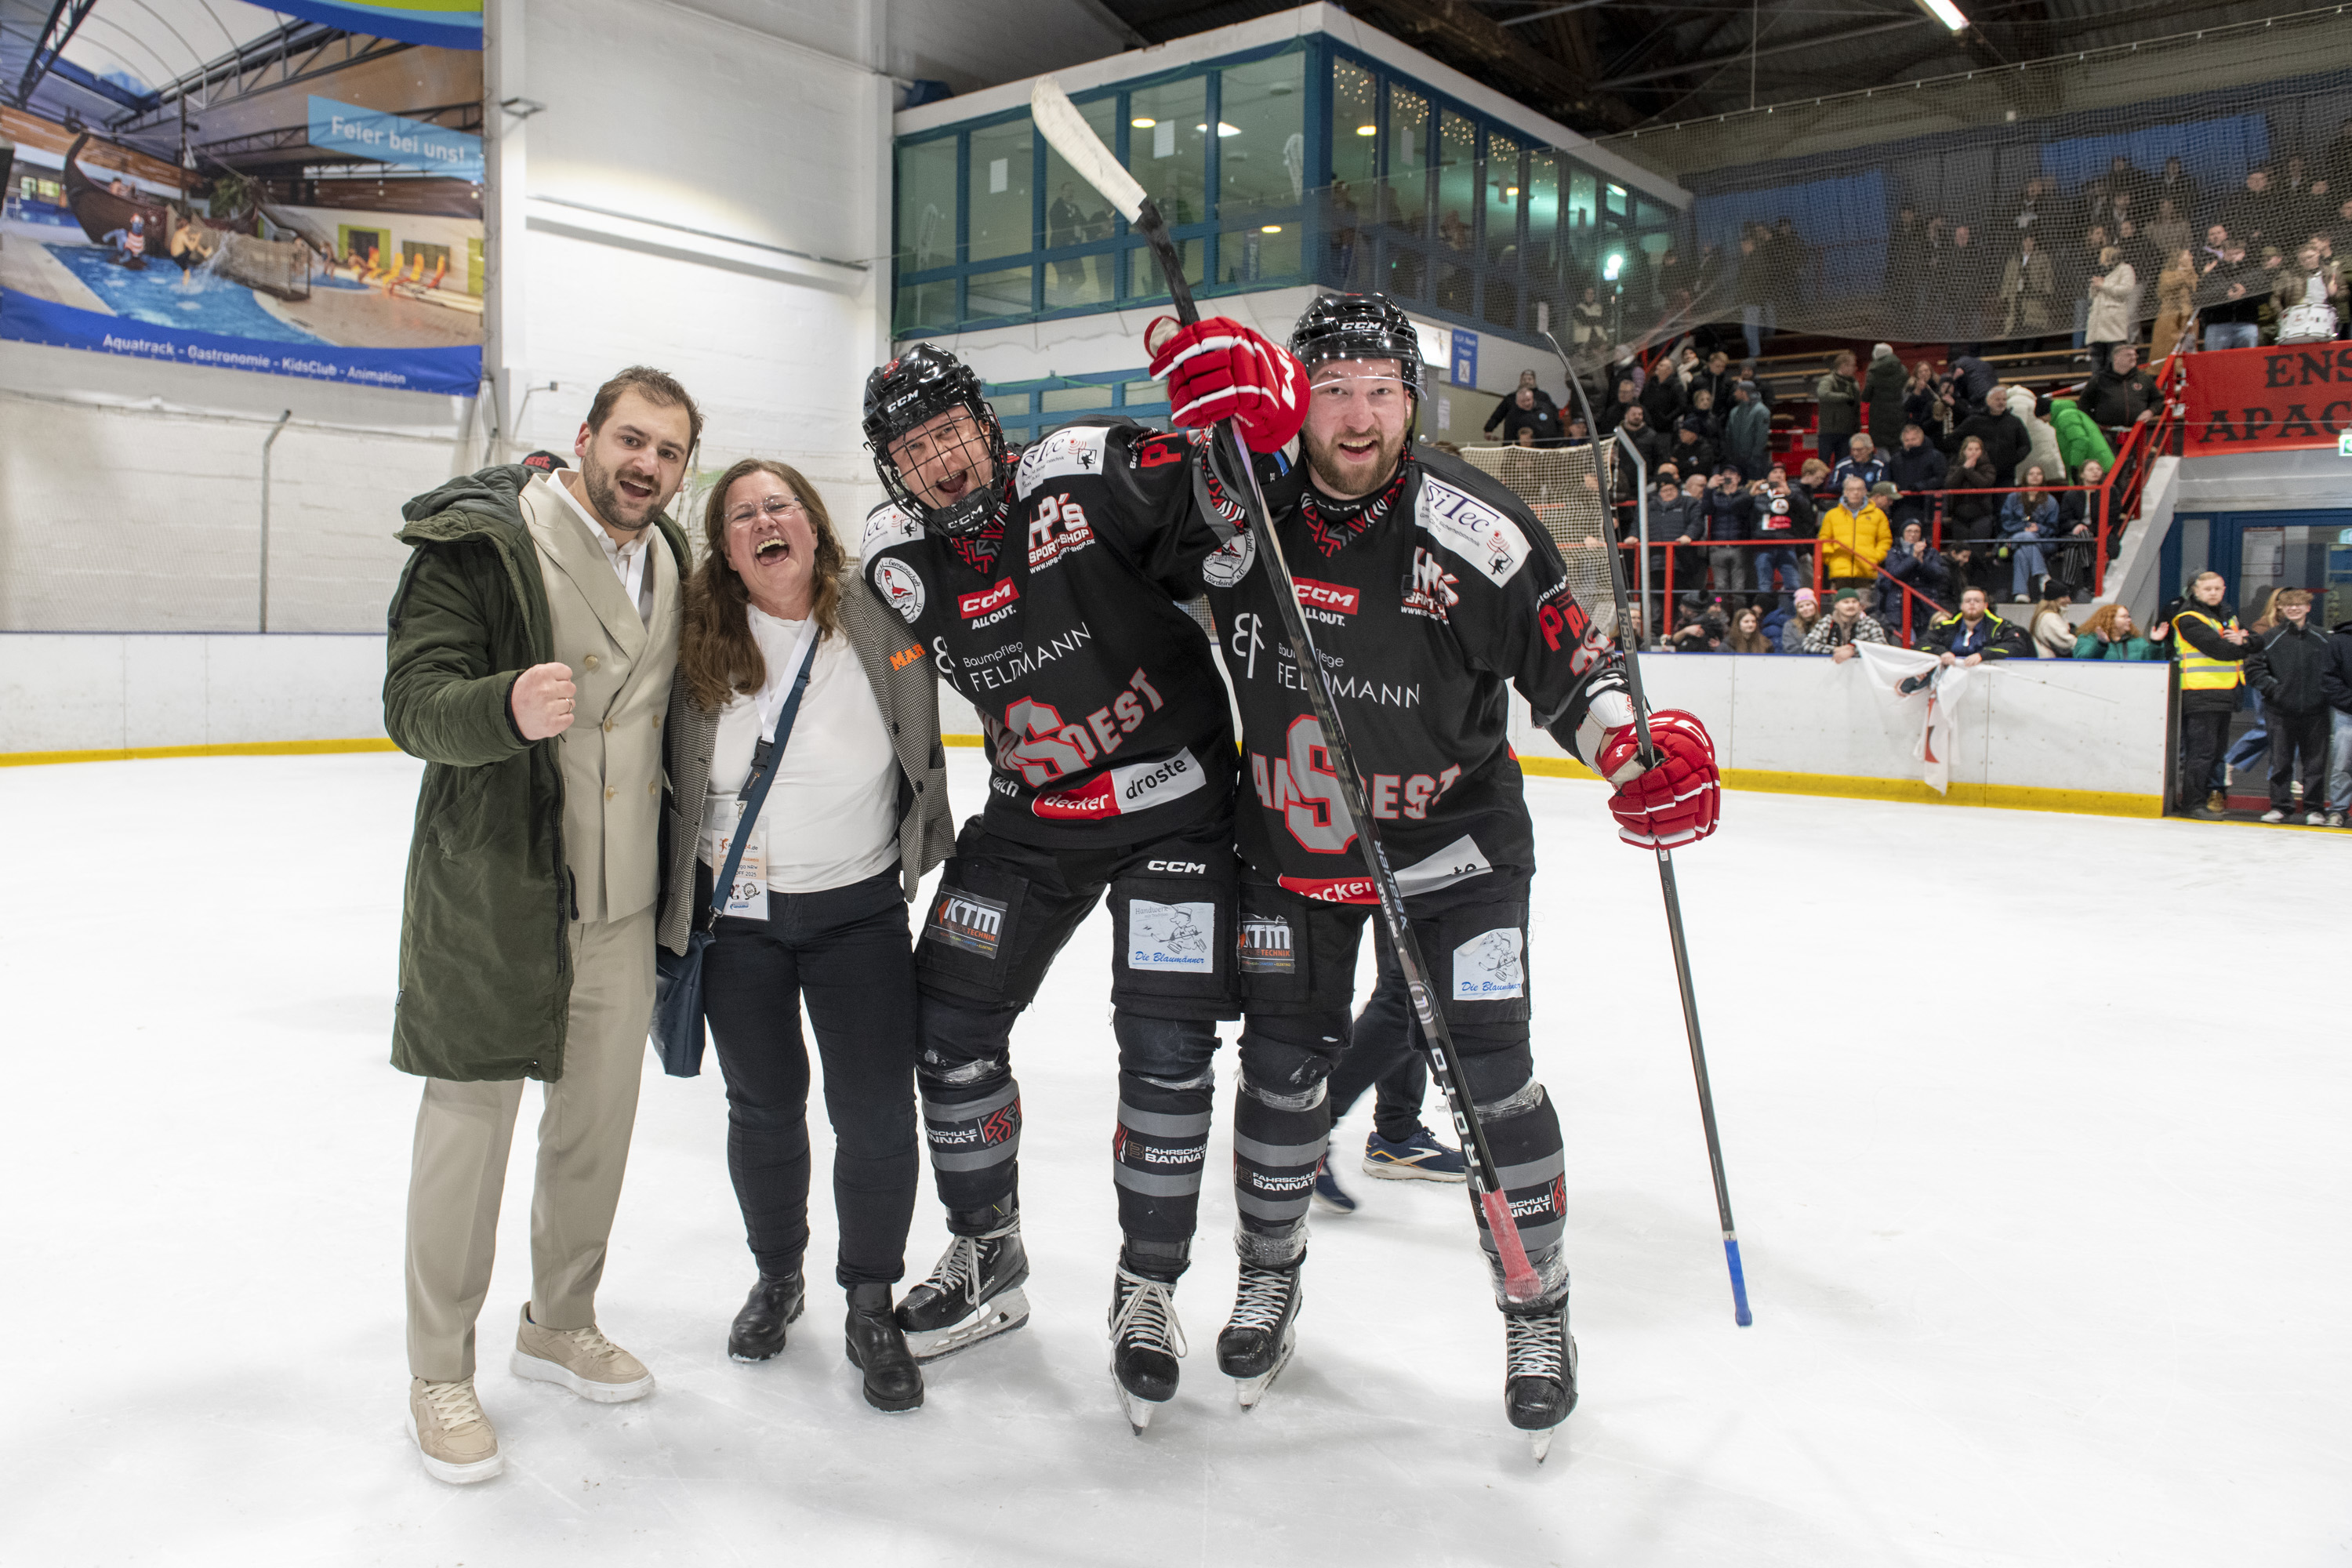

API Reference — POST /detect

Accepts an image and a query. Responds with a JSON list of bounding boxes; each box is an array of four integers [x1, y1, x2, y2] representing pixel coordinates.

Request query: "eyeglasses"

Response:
[[725, 495, 807, 528]]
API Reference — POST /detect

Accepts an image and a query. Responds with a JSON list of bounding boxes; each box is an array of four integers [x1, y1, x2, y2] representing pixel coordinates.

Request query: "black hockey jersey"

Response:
[[1202, 448, 1623, 902], [862, 419, 1240, 848]]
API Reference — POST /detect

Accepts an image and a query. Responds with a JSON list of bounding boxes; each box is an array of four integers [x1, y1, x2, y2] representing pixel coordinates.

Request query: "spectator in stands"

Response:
[[2084, 343, 2161, 431], [2001, 231, 2060, 336], [1803, 588, 1889, 662], [1736, 358, 1774, 411], [2198, 238, 2263, 350], [2150, 247, 2201, 361], [2067, 223, 2111, 349], [1885, 423, 1947, 530], [1615, 402, 1666, 482], [2154, 157, 2198, 227], [1686, 385, 1724, 442], [1640, 356, 1686, 428], [1947, 353, 1999, 415], [1734, 232, 1772, 358], [1864, 343, 1907, 450], [2012, 176, 2053, 239], [2012, 387, 2067, 487], [1924, 586, 2032, 665], [2071, 603, 2167, 662], [1697, 463, 1751, 599], [2051, 393, 2111, 482], [1688, 347, 1734, 413], [1725, 380, 1772, 479], [1903, 361, 1953, 448], [1951, 387, 2028, 480], [1671, 415, 1719, 475], [1645, 474, 1700, 613], [1727, 604, 1773, 655], [2053, 457, 2107, 594], [1831, 432, 1888, 492], [2200, 222, 2230, 267], [1819, 474, 1892, 604], [2172, 571, 2250, 818], [2028, 587, 2077, 659], [1571, 285, 1606, 352], [2083, 244, 2140, 366], [2321, 611, 2352, 829], [1496, 386, 1564, 447], [2273, 241, 2345, 344], [1795, 456, 1835, 510], [2145, 198, 2192, 275], [1563, 412, 1591, 449], [1942, 434, 2001, 591], [1814, 350, 1862, 466], [1667, 601, 1728, 653], [1483, 371, 1556, 439], [1999, 464, 2063, 601], [2222, 167, 2277, 252], [2245, 587, 2334, 824], [1599, 375, 1640, 434], [1748, 464, 1815, 609], [1773, 587, 1821, 653], [1888, 205, 1929, 321], [1882, 519, 1951, 624]]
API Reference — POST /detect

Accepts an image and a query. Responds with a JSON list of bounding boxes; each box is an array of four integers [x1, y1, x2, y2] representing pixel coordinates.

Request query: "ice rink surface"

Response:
[[2, 749, 2345, 1566]]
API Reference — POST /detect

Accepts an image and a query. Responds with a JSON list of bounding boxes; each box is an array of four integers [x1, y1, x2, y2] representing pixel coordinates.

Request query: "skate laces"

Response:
[[1504, 1312, 1566, 1381], [1227, 1265, 1294, 1335], [1111, 1268, 1188, 1359], [419, 1378, 488, 1432]]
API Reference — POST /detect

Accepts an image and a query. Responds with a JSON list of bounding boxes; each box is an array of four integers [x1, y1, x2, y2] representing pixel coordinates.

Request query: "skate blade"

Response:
[[904, 1287, 1030, 1364], [1232, 1334, 1296, 1411], [1116, 1381, 1168, 1436], [1529, 1425, 1559, 1464]]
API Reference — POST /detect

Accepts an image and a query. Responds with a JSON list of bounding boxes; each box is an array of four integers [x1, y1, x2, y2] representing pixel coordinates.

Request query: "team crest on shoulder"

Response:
[[1015, 426, 1111, 498], [1417, 478, 1530, 586], [871, 557, 927, 623], [1200, 528, 1256, 588], [862, 504, 921, 553]]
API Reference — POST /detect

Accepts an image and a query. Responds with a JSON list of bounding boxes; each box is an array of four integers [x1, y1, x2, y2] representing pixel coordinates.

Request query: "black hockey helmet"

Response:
[[1288, 292, 1422, 401], [862, 343, 1007, 538]]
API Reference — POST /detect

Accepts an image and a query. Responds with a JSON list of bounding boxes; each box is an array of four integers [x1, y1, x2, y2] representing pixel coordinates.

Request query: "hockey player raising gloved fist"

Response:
[[1190, 292, 1721, 1455], [1145, 314, 1311, 455]]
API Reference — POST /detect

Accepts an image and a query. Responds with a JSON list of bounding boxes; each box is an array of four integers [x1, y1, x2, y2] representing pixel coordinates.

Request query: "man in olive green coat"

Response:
[[384, 367, 699, 1484]]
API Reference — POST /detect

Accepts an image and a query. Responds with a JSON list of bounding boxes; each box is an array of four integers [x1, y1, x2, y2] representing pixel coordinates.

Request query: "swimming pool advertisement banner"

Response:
[[0, 0, 485, 397]]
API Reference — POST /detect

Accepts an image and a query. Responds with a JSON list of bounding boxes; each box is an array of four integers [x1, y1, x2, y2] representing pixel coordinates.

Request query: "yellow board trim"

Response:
[[0, 734, 2161, 818], [1517, 753, 2161, 819], [0, 738, 401, 769]]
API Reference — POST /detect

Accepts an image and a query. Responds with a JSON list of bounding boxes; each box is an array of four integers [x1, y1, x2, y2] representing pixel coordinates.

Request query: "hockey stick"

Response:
[[1544, 331, 1754, 1328], [1031, 77, 1547, 1305]]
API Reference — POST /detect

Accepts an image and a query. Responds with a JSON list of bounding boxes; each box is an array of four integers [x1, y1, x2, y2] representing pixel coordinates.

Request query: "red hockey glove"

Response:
[[1595, 709, 1721, 851], [1145, 315, 1309, 452]]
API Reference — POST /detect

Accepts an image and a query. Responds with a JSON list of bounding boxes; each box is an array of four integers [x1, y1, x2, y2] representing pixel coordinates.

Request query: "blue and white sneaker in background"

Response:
[[1312, 1155, 1358, 1214], [1362, 1127, 1468, 1183]]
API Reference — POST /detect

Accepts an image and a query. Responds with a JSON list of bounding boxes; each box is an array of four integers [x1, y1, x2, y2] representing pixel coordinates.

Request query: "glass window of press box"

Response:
[[892, 37, 1682, 350]]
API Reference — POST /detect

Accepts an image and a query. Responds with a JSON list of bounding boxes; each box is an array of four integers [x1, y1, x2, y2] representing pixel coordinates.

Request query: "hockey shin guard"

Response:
[[1111, 1012, 1220, 1282], [916, 999, 1024, 1233], [1467, 1065, 1570, 1310], [1232, 1022, 1341, 1269]]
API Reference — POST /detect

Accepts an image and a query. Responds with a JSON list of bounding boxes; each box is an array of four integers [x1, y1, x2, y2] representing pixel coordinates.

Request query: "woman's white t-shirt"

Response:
[[703, 606, 899, 894]]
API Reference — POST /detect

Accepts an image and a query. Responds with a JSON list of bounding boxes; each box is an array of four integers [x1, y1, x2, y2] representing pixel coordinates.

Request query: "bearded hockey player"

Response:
[[1145, 294, 1722, 1457], [858, 343, 1306, 1432]]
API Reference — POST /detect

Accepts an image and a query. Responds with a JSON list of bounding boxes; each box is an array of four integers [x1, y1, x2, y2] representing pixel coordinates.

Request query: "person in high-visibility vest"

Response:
[[2171, 569, 2251, 818]]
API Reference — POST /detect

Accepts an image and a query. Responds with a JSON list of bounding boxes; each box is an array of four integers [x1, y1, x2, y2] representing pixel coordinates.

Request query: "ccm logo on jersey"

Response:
[[1293, 578, 1359, 622], [1145, 860, 1208, 874], [1418, 479, 1531, 586], [1028, 493, 1095, 571], [959, 579, 1021, 626]]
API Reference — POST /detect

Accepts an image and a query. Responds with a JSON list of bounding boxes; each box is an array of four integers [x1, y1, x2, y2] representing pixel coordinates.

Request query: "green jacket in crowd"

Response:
[[383, 463, 690, 1083], [2048, 397, 2114, 479]]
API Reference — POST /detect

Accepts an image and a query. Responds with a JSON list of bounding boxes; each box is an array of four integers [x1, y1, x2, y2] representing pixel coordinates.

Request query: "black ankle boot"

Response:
[[844, 1283, 924, 1412], [728, 1272, 805, 1362]]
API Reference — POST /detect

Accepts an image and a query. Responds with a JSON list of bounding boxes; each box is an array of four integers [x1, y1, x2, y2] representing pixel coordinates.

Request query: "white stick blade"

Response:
[[1031, 76, 1146, 225]]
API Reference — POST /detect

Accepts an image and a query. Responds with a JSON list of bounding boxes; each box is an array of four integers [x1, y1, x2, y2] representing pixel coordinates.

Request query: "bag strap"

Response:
[[706, 627, 822, 924]]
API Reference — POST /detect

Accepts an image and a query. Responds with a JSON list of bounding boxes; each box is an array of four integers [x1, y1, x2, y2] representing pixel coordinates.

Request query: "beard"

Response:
[[581, 447, 656, 534], [1302, 423, 1409, 501]]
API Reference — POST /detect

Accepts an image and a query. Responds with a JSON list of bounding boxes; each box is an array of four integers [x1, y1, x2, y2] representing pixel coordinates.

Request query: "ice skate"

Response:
[[895, 1218, 1030, 1363], [1503, 1303, 1577, 1462], [1108, 1265, 1186, 1433], [1217, 1261, 1301, 1410]]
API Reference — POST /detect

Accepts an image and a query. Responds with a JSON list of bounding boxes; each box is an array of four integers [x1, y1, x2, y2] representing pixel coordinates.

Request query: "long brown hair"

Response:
[[680, 458, 847, 712]]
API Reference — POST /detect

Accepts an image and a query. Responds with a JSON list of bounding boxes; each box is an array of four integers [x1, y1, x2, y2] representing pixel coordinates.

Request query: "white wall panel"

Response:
[[0, 634, 388, 754]]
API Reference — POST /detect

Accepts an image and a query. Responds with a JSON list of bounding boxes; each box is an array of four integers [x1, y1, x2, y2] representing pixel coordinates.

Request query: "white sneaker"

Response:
[[2328, 811, 2346, 829], [2307, 811, 2328, 826], [2259, 808, 2287, 823], [408, 1377, 502, 1484]]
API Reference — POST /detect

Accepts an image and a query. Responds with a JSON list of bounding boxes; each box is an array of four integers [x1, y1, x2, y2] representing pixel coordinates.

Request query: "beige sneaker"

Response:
[[510, 1302, 655, 1403], [407, 1377, 503, 1484]]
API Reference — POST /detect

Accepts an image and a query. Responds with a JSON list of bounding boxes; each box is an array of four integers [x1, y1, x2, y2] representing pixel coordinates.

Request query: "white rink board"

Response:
[[0, 632, 388, 753], [0, 747, 2342, 1566], [1512, 652, 2171, 802]]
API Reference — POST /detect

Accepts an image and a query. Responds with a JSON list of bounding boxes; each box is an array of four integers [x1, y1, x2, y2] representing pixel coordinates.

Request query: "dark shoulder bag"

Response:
[[651, 631, 820, 1077]]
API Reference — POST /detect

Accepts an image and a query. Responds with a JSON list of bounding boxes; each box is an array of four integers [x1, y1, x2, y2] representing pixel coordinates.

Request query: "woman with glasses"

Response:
[[658, 459, 953, 1412]]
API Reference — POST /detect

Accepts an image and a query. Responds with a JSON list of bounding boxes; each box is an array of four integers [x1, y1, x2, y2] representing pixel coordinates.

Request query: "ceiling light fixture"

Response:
[[1132, 117, 1156, 128], [1355, 124, 1377, 136], [1261, 224, 1283, 234], [1912, 0, 1968, 31]]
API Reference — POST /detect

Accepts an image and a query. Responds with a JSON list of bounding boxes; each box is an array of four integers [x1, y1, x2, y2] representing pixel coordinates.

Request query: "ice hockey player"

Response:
[[858, 342, 1304, 1431], [1145, 293, 1722, 1457]]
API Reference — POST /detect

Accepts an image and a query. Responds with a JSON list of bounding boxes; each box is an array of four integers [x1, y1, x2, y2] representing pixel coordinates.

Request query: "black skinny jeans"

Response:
[[699, 865, 920, 1290], [1324, 942, 1437, 1146]]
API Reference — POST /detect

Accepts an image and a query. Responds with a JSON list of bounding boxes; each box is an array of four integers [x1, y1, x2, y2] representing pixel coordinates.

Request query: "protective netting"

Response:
[[1454, 440, 1621, 640], [1588, 16, 2352, 348]]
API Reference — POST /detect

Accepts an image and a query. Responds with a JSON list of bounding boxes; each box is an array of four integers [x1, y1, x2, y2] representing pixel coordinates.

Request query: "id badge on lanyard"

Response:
[[702, 618, 818, 924]]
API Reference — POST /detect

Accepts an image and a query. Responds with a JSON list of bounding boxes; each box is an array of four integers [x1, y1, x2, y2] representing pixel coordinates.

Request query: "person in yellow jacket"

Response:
[[2170, 569, 2251, 819], [1818, 474, 1893, 610]]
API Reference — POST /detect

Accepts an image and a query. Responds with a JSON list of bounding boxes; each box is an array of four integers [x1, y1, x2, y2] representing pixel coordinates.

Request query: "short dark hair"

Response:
[[586, 366, 703, 452]]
